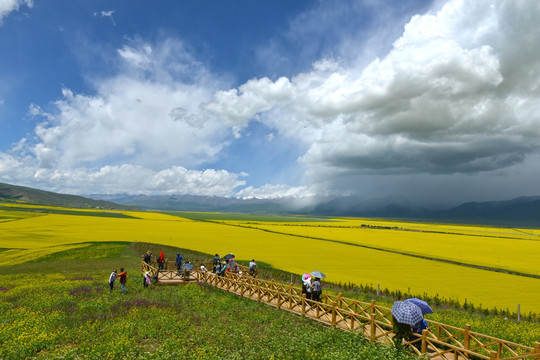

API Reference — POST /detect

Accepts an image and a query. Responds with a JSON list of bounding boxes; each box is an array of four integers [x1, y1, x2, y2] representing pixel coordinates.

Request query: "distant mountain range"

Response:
[[90, 192, 540, 228], [1, 182, 539, 227], [0, 182, 140, 211]]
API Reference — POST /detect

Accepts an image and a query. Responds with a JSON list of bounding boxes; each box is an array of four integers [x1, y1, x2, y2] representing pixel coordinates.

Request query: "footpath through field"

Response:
[[142, 262, 540, 360]]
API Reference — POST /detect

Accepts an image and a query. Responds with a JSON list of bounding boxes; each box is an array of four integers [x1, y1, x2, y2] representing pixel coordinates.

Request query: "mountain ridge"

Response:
[[1, 182, 539, 227], [0, 182, 141, 211]]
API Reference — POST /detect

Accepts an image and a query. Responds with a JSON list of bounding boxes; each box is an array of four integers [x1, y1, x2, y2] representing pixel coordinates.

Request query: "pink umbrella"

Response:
[[302, 273, 311, 282]]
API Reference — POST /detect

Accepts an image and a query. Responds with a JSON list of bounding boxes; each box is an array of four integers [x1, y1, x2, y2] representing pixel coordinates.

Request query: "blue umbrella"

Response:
[[391, 301, 424, 326], [180, 262, 194, 271], [405, 298, 434, 315], [223, 253, 235, 261], [310, 270, 326, 279]]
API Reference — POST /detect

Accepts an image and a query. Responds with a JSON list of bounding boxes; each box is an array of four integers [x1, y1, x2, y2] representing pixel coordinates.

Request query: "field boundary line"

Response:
[[199, 220, 540, 280]]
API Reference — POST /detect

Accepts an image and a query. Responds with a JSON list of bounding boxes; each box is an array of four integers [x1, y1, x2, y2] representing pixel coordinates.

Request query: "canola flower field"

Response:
[[1, 203, 539, 315]]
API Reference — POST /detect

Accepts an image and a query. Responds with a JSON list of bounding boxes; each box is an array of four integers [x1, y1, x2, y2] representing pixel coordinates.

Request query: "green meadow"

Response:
[[0, 242, 417, 360]]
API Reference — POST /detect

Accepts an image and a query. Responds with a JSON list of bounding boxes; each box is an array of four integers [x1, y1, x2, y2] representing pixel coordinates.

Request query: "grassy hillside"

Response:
[[0, 242, 416, 360], [0, 182, 140, 211]]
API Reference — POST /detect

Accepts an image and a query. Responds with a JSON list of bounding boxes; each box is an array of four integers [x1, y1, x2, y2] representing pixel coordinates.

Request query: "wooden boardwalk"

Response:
[[142, 262, 540, 360]]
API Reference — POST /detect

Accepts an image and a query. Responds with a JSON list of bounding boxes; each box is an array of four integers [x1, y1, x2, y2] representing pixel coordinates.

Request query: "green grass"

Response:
[[0, 244, 416, 360], [1, 241, 538, 360]]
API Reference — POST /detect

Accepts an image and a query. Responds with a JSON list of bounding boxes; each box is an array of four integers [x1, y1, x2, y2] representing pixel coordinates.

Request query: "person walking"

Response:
[[108, 269, 117, 292], [217, 261, 227, 277], [249, 259, 257, 276], [157, 252, 165, 270], [311, 277, 322, 302], [212, 254, 220, 273], [143, 251, 152, 264], [118, 268, 127, 294], [143, 271, 152, 288], [176, 252, 183, 272]]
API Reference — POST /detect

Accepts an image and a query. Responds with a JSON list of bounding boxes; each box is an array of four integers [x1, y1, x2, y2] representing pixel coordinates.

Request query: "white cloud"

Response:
[[3, 0, 540, 204], [0, 0, 32, 24], [207, 0, 540, 188], [0, 37, 250, 196], [0, 163, 246, 196], [24, 39, 231, 171], [236, 184, 317, 199]]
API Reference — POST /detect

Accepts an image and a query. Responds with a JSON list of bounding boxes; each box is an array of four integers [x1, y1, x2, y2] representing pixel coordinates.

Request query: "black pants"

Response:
[[312, 291, 321, 302]]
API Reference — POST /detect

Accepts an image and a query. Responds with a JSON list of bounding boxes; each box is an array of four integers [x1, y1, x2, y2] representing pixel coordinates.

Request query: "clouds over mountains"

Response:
[[1, 0, 540, 205]]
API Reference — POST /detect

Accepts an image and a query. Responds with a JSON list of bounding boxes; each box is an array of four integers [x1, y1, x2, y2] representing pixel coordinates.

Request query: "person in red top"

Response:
[[118, 268, 127, 294], [158, 252, 165, 270]]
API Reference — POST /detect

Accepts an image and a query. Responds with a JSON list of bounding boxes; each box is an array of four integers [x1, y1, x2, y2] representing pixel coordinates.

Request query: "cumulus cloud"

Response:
[[236, 184, 318, 199], [25, 38, 232, 171], [207, 0, 540, 186], [0, 37, 250, 196], [0, 0, 32, 24], [3, 0, 540, 204]]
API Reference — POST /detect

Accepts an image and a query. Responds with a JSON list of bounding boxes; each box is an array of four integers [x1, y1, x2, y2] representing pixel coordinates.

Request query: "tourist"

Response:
[[217, 261, 227, 277], [118, 268, 127, 294], [108, 269, 117, 292], [176, 252, 183, 273], [157, 252, 165, 270], [212, 254, 220, 273], [249, 259, 257, 276], [302, 275, 312, 300], [411, 318, 428, 350], [200, 263, 208, 273], [143, 251, 152, 264], [311, 277, 322, 302], [143, 271, 152, 288]]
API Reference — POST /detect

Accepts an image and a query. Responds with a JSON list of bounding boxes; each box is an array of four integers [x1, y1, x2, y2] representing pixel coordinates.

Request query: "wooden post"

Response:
[[370, 300, 376, 341], [288, 283, 293, 309], [517, 304, 521, 323], [301, 294, 306, 318], [534, 342, 540, 360], [329, 301, 336, 327], [464, 324, 471, 359], [377, 284, 380, 297], [489, 351, 497, 359], [257, 284, 262, 302], [421, 329, 428, 354]]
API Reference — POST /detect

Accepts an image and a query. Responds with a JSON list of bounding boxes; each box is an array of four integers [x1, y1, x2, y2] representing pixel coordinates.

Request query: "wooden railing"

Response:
[[142, 261, 540, 360]]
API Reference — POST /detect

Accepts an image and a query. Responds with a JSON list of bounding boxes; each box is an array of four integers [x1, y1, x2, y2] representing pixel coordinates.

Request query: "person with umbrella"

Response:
[[311, 277, 322, 302], [391, 301, 424, 348], [405, 298, 432, 350], [309, 271, 325, 302]]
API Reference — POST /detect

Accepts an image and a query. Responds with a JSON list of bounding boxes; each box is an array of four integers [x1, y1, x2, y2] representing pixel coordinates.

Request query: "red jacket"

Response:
[[118, 271, 127, 283]]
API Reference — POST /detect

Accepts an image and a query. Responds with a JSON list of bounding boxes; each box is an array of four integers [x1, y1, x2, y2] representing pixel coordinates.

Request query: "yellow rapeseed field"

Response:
[[1, 206, 539, 314], [218, 219, 540, 276]]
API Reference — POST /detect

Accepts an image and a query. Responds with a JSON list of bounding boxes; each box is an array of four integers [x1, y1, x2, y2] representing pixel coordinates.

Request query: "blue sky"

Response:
[[1, 0, 540, 207]]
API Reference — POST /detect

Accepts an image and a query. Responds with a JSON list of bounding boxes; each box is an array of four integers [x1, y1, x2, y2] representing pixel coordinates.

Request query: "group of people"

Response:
[[108, 268, 128, 294], [210, 254, 258, 277], [301, 274, 322, 302]]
